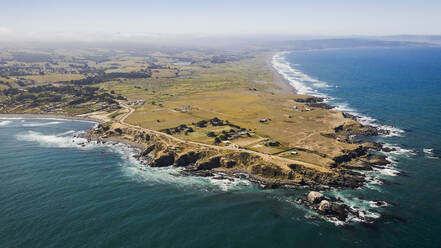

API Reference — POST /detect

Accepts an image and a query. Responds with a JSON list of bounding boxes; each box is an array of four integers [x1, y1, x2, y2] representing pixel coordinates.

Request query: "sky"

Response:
[[1, 0, 440, 41]]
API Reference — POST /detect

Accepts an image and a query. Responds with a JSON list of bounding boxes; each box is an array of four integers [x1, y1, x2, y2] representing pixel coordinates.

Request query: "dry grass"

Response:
[[22, 74, 85, 84], [110, 54, 359, 168]]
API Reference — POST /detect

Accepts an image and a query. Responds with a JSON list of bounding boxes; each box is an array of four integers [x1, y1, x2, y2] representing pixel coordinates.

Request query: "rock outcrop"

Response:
[[87, 121, 380, 189], [308, 191, 324, 204], [318, 200, 331, 212]]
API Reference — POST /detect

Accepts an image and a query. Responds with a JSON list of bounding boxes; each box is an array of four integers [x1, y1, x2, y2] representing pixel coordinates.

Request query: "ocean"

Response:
[[1, 47, 440, 247]]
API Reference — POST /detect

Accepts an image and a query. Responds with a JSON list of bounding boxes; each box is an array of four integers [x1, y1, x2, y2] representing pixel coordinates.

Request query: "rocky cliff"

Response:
[[86, 121, 388, 189]]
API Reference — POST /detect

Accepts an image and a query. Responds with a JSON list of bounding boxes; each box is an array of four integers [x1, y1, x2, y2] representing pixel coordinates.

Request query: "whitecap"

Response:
[[272, 53, 320, 95], [0, 120, 12, 126], [312, 82, 331, 88], [58, 130, 77, 136], [16, 130, 88, 148], [14, 129, 255, 192], [22, 121, 62, 127], [382, 144, 416, 157], [372, 167, 400, 176], [423, 148, 439, 159], [324, 191, 383, 224]]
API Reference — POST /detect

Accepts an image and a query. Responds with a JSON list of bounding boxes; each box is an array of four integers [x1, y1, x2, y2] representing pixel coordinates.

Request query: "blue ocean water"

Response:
[[1, 47, 440, 247]]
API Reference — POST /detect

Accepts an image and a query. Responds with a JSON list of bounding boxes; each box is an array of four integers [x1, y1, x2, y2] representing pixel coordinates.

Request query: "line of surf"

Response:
[[272, 52, 405, 137]]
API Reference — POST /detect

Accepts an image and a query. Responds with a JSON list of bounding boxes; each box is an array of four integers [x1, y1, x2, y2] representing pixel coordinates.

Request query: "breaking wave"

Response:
[[16, 130, 88, 148], [272, 52, 327, 97], [423, 148, 439, 159], [382, 144, 416, 157], [0, 120, 12, 126], [22, 121, 62, 127], [15, 129, 254, 192]]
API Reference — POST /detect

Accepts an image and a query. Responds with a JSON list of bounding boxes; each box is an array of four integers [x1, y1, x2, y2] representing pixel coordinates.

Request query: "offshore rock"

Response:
[[318, 200, 331, 212], [308, 191, 324, 204], [367, 154, 390, 166]]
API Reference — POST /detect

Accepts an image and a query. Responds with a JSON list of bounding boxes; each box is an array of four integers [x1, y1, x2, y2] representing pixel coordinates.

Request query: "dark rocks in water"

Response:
[[342, 112, 357, 120], [318, 200, 331, 212], [263, 180, 281, 189], [367, 154, 390, 165], [299, 191, 388, 224], [307, 191, 324, 204], [334, 123, 383, 137], [302, 191, 352, 222], [187, 170, 214, 177], [328, 173, 365, 189], [381, 147, 397, 152], [374, 201, 389, 208], [356, 125, 380, 136], [363, 142, 383, 151], [330, 203, 350, 221], [332, 146, 367, 165], [151, 152, 175, 167]]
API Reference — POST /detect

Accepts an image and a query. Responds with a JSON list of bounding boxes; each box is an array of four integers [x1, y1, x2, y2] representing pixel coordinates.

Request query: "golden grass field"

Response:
[[23, 74, 85, 84], [101, 53, 360, 168]]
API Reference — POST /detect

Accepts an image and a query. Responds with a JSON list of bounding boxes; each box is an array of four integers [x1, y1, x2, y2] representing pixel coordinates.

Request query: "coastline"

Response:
[[265, 53, 296, 94], [0, 54, 400, 225], [270, 50, 405, 137], [0, 113, 103, 124], [0, 114, 151, 151]]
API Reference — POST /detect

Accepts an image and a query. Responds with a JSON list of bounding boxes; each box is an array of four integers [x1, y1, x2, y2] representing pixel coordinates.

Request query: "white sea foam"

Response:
[[58, 130, 77, 136], [382, 144, 416, 157], [22, 121, 62, 127], [333, 103, 405, 137], [0, 120, 12, 126], [312, 82, 331, 88], [16, 130, 89, 148], [372, 167, 400, 176], [123, 159, 253, 192], [423, 148, 439, 159], [272, 53, 326, 96], [15, 129, 253, 192], [326, 191, 383, 224]]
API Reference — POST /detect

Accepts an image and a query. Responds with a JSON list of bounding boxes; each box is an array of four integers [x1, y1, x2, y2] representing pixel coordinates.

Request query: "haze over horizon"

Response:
[[1, 0, 441, 42]]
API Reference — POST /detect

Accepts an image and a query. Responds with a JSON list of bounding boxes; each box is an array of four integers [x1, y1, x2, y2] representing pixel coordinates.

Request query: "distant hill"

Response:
[[265, 38, 436, 50]]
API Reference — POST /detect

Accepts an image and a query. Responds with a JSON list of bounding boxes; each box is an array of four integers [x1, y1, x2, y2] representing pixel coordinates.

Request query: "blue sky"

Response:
[[1, 0, 440, 40]]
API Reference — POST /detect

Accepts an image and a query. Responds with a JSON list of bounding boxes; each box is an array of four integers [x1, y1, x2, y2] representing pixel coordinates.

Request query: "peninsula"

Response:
[[0, 48, 391, 190]]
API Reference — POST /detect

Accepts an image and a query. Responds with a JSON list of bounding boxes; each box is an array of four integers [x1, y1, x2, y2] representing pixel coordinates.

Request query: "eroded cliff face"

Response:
[[86, 122, 387, 189]]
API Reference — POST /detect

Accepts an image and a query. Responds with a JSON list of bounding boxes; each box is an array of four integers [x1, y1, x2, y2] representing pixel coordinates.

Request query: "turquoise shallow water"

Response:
[[1, 47, 441, 247]]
